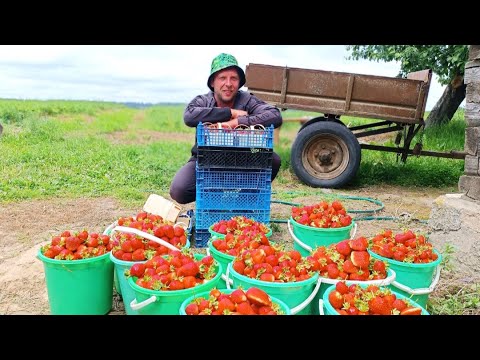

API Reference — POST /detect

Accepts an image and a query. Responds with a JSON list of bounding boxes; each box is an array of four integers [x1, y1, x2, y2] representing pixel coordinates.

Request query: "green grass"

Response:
[[0, 103, 191, 204]]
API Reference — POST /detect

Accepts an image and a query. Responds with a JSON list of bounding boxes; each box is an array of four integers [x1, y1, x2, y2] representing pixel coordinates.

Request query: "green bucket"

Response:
[[104, 222, 190, 296], [208, 224, 272, 239], [312, 268, 397, 315], [179, 288, 292, 315], [321, 283, 430, 315], [207, 238, 277, 289], [368, 249, 442, 308], [288, 217, 357, 257], [128, 254, 222, 315], [37, 250, 114, 315], [109, 252, 147, 315], [226, 263, 321, 315]]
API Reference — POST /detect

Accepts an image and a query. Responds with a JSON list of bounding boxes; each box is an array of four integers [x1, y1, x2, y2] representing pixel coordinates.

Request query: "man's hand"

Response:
[[230, 109, 248, 119]]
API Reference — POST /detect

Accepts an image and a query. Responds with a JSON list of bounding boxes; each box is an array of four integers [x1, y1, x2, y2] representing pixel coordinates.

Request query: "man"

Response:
[[170, 53, 283, 204]]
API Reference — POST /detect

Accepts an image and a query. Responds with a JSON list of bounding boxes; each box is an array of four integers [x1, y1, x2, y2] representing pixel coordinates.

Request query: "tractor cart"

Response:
[[245, 63, 466, 188]]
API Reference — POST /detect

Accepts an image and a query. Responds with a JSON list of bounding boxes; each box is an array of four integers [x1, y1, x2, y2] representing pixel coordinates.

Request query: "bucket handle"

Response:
[[290, 276, 322, 315], [225, 263, 234, 289], [287, 219, 312, 253], [350, 222, 358, 239], [391, 266, 442, 296], [111, 226, 179, 252], [130, 295, 157, 311], [287, 220, 357, 253], [103, 221, 117, 236], [317, 299, 325, 315]]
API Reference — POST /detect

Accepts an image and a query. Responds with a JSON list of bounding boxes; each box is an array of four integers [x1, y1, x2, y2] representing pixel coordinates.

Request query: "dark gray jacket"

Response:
[[184, 90, 282, 156]]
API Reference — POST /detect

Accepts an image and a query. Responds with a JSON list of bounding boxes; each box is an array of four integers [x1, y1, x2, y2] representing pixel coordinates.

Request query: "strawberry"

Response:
[[369, 296, 391, 315], [350, 250, 370, 269], [328, 290, 344, 309], [335, 240, 352, 256], [400, 307, 422, 315], [230, 289, 248, 304], [349, 236, 368, 251], [246, 287, 272, 307]]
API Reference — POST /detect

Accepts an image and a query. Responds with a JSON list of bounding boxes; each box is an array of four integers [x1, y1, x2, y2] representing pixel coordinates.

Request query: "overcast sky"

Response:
[[0, 45, 446, 110]]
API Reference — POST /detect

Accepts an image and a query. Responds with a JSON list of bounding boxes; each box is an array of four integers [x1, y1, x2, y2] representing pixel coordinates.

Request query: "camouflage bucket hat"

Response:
[[207, 53, 246, 91]]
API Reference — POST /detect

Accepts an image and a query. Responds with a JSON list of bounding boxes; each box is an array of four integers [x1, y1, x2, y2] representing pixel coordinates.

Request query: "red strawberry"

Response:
[[328, 290, 344, 309], [350, 251, 370, 269], [400, 307, 422, 315], [246, 287, 271, 307], [335, 240, 352, 256], [349, 236, 368, 251], [230, 289, 248, 304], [369, 296, 391, 315]]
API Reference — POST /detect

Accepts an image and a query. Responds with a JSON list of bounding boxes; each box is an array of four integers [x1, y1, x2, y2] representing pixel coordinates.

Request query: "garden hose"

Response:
[[270, 191, 427, 224]]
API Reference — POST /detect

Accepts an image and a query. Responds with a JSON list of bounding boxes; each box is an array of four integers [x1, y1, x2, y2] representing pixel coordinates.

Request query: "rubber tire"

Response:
[[291, 121, 361, 188]]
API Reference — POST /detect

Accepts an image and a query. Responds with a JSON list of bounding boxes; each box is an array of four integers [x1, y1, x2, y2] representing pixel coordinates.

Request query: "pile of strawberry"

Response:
[[41, 230, 112, 260], [310, 237, 389, 281], [211, 231, 271, 257], [232, 245, 316, 283], [211, 216, 270, 237], [127, 249, 217, 291], [369, 229, 439, 263], [328, 282, 423, 315], [291, 200, 352, 228], [111, 211, 187, 262], [184, 287, 285, 315]]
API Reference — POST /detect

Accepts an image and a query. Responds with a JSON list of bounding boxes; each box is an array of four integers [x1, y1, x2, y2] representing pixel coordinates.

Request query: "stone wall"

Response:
[[459, 45, 480, 200]]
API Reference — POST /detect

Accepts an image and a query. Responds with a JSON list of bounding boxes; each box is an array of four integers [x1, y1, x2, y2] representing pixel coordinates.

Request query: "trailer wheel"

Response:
[[291, 121, 361, 188]]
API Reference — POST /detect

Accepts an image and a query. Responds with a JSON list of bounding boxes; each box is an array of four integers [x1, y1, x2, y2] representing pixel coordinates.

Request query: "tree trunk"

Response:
[[425, 75, 466, 127]]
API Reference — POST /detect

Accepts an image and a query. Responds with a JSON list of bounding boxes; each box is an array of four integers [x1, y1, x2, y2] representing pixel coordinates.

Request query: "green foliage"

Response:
[[346, 45, 469, 85]]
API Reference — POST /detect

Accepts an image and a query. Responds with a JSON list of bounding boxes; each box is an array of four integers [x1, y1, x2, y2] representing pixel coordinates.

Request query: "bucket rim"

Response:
[[208, 224, 272, 238], [179, 288, 291, 315], [289, 216, 355, 232], [208, 239, 277, 261], [208, 239, 235, 261], [368, 248, 442, 268], [128, 254, 223, 297], [37, 248, 111, 265], [322, 282, 430, 315], [320, 268, 396, 285], [228, 262, 319, 288]]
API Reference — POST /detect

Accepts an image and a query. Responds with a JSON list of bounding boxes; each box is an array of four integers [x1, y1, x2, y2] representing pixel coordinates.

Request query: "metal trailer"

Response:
[[245, 63, 466, 188]]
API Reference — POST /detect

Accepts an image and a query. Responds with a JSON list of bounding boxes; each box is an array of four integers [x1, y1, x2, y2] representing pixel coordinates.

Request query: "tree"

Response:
[[346, 45, 469, 127]]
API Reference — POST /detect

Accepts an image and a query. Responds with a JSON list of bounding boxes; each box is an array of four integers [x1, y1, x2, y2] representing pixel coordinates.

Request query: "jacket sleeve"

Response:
[[237, 93, 283, 129], [183, 94, 231, 128]]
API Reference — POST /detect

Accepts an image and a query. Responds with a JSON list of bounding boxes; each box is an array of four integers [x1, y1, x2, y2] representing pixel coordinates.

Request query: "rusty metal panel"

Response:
[[245, 63, 431, 124]]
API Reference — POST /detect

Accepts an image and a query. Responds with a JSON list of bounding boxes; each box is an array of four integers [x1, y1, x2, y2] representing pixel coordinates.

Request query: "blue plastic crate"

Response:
[[196, 188, 271, 210], [194, 229, 211, 248], [195, 209, 271, 230], [197, 123, 273, 149], [196, 167, 272, 190], [197, 146, 273, 170]]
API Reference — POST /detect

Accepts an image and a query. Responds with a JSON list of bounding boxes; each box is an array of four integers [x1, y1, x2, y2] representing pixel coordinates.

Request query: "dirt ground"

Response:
[[0, 185, 449, 315]]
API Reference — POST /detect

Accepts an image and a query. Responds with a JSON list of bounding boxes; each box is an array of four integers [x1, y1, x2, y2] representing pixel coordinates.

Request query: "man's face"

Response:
[[211, 68, 240, 105]]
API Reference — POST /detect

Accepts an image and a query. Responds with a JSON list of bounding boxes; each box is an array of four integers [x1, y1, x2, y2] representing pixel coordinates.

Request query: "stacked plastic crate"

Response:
[[194, 123, 274, 247]]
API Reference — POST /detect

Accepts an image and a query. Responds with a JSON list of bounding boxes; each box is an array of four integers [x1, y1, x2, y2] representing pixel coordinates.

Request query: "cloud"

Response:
[[0, 45, 447, 109]]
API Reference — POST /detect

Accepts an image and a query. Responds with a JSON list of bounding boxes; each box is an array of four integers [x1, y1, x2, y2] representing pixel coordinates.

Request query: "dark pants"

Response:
[[170, 152, 282, 204]]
